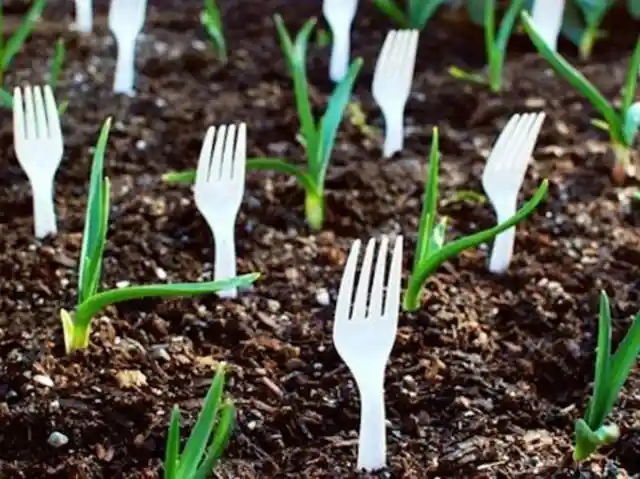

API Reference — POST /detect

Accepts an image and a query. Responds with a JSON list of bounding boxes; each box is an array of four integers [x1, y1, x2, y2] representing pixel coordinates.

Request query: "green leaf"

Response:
[[560, 0, 587, 47], [78, 118, 113, 304], [315, 57, 363, 184], [246, 157, 317, 193], [273, 15, 318, 160], [466, 0, 488, 25], [408, 0, 446, 29], [164, 406, 181, 479], [193, 401, 236, 479], [201, 0, 227, 64], [0, 0, 46, 72], [489, 0, 526, 91], [600, 309, 640, 425], [177, 364, 227, 478], [48, 37, 65, 91], [403, 179, 549, 311], [413, 127, 441, 271], [0, 86, 13, 108], [374, 0, 409, 27], [576, 0, 613, 25], [584, 291, 613, 429], [448, 65, 488, 85], [521, 11, 624, 144], [428, 217, 448, 256], [162, 169, 198, 184], [623, 102, 640, 146], [621, 38, 640, 117], [74, 273, 261, 333], [162, 157, 317, 193], [629, 0, 640, 17]]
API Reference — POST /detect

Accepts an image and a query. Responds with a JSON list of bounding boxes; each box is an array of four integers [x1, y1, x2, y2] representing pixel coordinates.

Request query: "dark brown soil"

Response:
[[1, 1, 639, 478]]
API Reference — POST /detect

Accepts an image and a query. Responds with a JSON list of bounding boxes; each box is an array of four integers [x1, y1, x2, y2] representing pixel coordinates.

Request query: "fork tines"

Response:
[[337, 236, 403, 321]]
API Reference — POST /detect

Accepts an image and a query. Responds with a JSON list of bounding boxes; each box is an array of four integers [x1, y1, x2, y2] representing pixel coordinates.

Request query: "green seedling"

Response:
[[164, 363, 235, 479], [0, 0, 46, 83], [60, 118, 260, 354], [574, 291, 640, 461], [522, 12, 640, 180], [574, 0, 615, 60], [402, 127, 549, 311], [201, 0, 227, 64], [48, 37, 65, 91], [271, 15, 362, 229], [373, 0, 446, 29], [449, 0, 526, 93]]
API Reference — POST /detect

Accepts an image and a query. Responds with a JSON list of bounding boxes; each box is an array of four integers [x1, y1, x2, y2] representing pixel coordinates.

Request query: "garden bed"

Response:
[[1, 0, 639, 477]]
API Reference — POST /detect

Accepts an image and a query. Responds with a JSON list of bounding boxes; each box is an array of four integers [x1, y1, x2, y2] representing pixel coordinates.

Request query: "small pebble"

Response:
[[315, 288, 330, 306], [48, 431, 69, 448], [33, 374, 54, 388]]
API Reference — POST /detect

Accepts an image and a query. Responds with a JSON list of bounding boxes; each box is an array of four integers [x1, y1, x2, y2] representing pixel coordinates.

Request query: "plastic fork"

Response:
[[482, 112, 546, 274], [531, 0, 565, 51], [108, 0, 147, 95], [323, 0, 359, 83], [333, 235, 403, 472], [194, 123, 247, 299], [73, 0, 93, 33], [12, 85, 64, 239], [372, 29, 419, 158]]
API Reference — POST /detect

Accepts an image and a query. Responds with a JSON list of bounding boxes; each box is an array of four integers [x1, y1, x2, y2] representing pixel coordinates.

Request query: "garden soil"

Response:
[[0, 0, 639, 478]]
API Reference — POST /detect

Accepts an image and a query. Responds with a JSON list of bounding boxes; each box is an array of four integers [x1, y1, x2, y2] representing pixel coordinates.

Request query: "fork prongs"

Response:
[[196, 123, 247, 185], [337, 236, 403, 321], [373, 29, 419, 158], [485, 111, 545, 180]]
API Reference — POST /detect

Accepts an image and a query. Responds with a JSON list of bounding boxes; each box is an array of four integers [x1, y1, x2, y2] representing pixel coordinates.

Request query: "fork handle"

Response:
[[32, 180, 57, 239], [113, 37, 137, 96], [213, 230, 238, 299], [488, 225, 517, 274], [356, 376, 387, 471], [329, 28, 351, 82], [382, 109, 405, 158], [74, 0, 93, 33]]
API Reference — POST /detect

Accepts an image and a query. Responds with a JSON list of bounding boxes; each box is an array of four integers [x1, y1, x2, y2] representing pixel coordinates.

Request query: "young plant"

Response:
[[271, 15, 362, 229], [522, 12, 640, 182], [373, 0, 446, 29], [0, 0, 46, 83], [449, 0, 526, 93], [201, 0, 227, 64], [573, 291, 640, 462], [60, 118, 260, 354], [574, 0, 614, 60], [402, 127, 549, 312], [164, 363, 235, 479]]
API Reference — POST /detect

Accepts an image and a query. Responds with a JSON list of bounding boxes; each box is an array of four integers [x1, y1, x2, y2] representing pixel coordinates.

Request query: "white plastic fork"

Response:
[[73, 0, 93, 33], [323, 0, 359, 83], [531, 0, 565, 52], [194, 123, 247, 299], [372, 29, 419, 158], [12, 85, 64, 239], [108, 0, 147, 96], [482, 112, 546, 274], [333, 235, 403, 472]]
